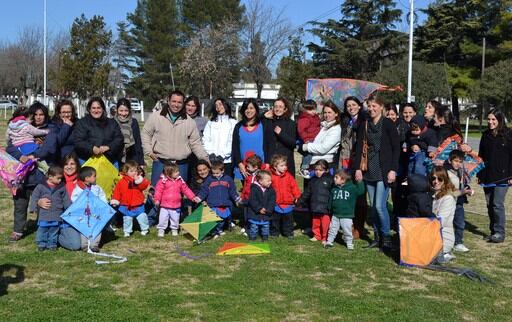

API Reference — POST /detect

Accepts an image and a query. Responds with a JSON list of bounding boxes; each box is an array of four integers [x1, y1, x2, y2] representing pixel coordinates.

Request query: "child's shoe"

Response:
[[124, 232, 131, 238], [157, 229, 165, 238], [90, 246, 100, 253], [324, 242, 334, 249], [219, 231, 226, 236], [9, 232, 22, 242], [141, 230, 149, 236], [347, 243, 354, 250], [299, 169, 311, 179], [171, 229, 178, 236], [213, 234, 220, 240], [309, 237, 319, 242], [240, 228, 246, 234], [454, 244, 469, 252]]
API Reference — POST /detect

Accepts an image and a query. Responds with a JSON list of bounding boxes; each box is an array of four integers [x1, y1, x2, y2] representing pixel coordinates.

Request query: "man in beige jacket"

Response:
[[142, 90, 208, 186]]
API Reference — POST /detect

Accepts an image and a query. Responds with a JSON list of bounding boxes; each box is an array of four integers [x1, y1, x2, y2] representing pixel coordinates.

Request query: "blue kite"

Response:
[[61, 189, 127, 264]]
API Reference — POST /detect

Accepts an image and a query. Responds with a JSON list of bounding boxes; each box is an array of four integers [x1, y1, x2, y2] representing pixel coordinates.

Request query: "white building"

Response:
[[232, 82, 281, 100]]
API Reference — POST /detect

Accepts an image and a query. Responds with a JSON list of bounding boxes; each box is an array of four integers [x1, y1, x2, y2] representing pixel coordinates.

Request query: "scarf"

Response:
[[64, 172, 78, 198], [115, 115, 135, 162]]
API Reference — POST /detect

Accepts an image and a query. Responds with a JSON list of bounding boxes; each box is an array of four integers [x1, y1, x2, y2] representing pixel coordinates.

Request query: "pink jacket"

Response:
[[154, 175, 196, 209]]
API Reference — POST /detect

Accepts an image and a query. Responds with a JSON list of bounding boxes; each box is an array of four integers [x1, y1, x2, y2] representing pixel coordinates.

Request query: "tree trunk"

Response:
[[256, 82, 263, 99], [451, 89, 460, 122]]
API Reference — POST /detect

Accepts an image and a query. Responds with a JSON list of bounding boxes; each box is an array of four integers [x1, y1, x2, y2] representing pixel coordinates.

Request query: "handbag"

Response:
[[360, 121, 368, 171]]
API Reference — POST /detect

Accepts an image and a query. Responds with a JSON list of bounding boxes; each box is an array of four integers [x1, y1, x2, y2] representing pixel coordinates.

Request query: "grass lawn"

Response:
[[1, 119, 512, 321]]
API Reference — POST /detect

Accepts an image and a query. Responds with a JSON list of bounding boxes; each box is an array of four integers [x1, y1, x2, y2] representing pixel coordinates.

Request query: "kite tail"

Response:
[[87, 239, 128, 265], [173, 240, 213, 260]]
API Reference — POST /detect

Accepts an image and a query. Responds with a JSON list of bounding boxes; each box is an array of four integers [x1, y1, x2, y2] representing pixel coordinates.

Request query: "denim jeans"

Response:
[[365, 180, 391, 239], [484, 186, 509, 237], [58, 226, 81, 250], [301, 153, 313, 170], [123, 213, 150, 234], [249, 222, 270, 240], [453, 202, 465, 245], [36, 225, 59, 248], [151, 159, 189, 187], [215, 217, 231, 235]]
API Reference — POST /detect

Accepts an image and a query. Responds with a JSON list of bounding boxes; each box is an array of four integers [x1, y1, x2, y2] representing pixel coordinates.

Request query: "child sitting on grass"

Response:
[[30, 165, 70, 251], [197, 160, 241, 238], [71, 166, 107, 252], [247, 170, 276, 241], [299, 159, 332, 244], [325, 169, 365, 250], [154, 162, 200, 237], [270, 154, 301, 239], [111, 160, 151, 237]]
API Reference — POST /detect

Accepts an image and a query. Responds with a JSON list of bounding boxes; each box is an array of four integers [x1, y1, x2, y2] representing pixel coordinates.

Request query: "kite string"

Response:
[[87, 239, 128, 265], [173, 240, 213, 260]]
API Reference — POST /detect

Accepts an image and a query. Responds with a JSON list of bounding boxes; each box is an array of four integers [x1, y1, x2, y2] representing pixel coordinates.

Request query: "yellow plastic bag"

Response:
[[82, 155, 121, 199]]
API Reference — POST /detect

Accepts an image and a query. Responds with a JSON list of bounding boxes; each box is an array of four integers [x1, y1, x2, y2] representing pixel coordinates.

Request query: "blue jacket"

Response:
[[6, 121, 58, 187], [53, 121, 75, 160], [30, 181, 71, 222], [198, 174, 240, 207]]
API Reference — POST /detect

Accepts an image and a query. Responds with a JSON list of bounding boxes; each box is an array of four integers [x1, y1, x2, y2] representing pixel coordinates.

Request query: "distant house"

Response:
[[231, 82, 281, 101]]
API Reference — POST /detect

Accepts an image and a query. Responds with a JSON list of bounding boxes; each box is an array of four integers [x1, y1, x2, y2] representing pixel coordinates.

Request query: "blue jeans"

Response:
[[36, 226, 59, 249], [151, 159, 188, 187], [215, 217, 231, 235], [123, 213, 150, 234], [408, 151, 427, 176], [484, 186, 509, 236], [58, 226, 81, 250], [301, 153, 313, 170], [249, 221, 270, 240], [453, 202, 465, 245], [365, 180, 391, 239]]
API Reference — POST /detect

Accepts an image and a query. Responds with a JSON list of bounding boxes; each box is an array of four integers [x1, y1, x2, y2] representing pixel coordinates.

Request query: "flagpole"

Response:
[[407, 0, 414, 103], [43, 0, 47, 106]]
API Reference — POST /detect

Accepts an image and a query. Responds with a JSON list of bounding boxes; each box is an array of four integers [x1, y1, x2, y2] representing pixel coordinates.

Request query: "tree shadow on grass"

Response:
[[465, 220, 488, 239], [0, 264, 25, 297]]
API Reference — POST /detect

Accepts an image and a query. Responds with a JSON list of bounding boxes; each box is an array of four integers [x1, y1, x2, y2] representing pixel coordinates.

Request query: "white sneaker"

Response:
[[124, 232, 130, 238], [141, 230, 149, 236], [299, 169, 311, 179], [347, 244, 354, 250], [157, 229, 165, 238], [309, 237, 318, 242], [230, 222, 235, 228], [213, 234, 220, 240], [443, 253, 456, 262], [242, 232, 248, 237], [220, 231, 226, 236], [454, 244, 470, 253], [240, 228, 246, 234], [171, 229, 178, 236]]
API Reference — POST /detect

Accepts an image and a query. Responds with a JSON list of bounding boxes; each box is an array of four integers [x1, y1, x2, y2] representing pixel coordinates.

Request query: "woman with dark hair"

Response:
[[354, 94, 400, 250], [232, 98, 266, 179], [114, 98, 144, 166], [263, 97, 296, 175], [58, 153, 82, 250], [185, 95, 207, 136], [339, 96, 366, 170], [477, 109, 512, 243], [302, 100, 342, 170], [72, 97, 124, 166], [433, 105, 463, 145], [384, 103, 399, 124], [6, 101, 58, 242], [202, 97, 238, 176], [52, 99, 78, 160], [425, 100, 441, 128]]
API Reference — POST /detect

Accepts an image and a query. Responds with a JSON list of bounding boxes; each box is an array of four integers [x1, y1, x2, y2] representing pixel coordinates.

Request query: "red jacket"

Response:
[[112, 174, 150, 209], [241, 163, 270, 201], [271, 168, 301, 207], [297, 111, 321, 143]]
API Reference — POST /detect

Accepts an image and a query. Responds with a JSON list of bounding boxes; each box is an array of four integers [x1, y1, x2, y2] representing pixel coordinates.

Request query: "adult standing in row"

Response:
[[7, 102, 58, 241], [203, 98, 238, 177], [424, 100, 440, 128], [478, 109, 512, 243], [354, 94, 400, 250], [114, 98, 144, 167], [142, 90, 208, 186], [185, 95, 207, 137], [232, 98, 266, 179], [72, 97, 124, 167], [263, 97, 296, 175], [52, 99, 77, 160]]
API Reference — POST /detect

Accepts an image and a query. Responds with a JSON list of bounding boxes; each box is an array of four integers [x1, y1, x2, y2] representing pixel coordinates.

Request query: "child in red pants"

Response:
[[299, 160, 332, 244]]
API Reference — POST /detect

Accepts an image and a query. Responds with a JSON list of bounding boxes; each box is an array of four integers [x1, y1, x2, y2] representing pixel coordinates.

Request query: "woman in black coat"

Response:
[[262, 97, 296, 175], [52, 99, 78, 160], [477, 108, 512, 243], [354, 94, 400, 250], [72, 97, 124, 167]]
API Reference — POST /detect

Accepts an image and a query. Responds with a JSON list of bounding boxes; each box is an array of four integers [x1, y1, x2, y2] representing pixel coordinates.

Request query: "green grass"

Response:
[[1, 118, 512, 321]]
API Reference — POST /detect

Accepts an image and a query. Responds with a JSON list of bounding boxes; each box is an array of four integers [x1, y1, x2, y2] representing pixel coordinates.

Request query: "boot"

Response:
[[382, 235, 393, 250], [364, 234, 380, 249]]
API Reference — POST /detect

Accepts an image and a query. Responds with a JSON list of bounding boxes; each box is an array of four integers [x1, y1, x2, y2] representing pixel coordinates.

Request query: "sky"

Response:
[[0, 0, 433, 43]]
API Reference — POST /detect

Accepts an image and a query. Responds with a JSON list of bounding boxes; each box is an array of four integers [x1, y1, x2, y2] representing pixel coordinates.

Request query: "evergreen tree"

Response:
[[58, 14, 112, 99], [308, 0, 405, 79], [243, 32, 271, 99], [181, 0, 245, 32]]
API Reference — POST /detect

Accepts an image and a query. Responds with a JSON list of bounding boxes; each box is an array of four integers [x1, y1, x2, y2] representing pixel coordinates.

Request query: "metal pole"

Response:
[[43, 0, 47, 106], [479, 37, 486, 131], [407, 0, 414, 103], [169, 63, 175, 90]]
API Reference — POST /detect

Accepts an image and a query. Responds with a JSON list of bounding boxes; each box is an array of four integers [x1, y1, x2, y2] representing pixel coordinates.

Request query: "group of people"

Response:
[[6, 90, 511, 263]]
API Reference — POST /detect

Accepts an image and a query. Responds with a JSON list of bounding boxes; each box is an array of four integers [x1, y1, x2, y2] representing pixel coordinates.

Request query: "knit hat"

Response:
[[410, 115, 426, 129]]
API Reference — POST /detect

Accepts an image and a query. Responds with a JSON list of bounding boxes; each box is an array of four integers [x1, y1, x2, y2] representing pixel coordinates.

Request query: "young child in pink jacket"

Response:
[[154, 163, 201, 237]]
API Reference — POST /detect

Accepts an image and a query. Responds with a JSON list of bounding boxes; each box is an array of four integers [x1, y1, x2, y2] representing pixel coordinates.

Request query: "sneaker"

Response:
[[309, 237, 319, 242], [213, 234, 220, 240], [220, 231, 226, 236], [230, 222, 236, 228], [109, 224, 117, 232], [171, 229, 178, 236], [141, 230, 149, 236], [240, 228, 246, 234], [157, 229, 165, 238], [124, 232, 131, 238], [9, 232, 22, 242], [324, 242, 334, 248], [242, 232, 248, 237], [90, 247, 100, 253], [321, 241, 327, 246], [299, 169, 311, 179], [442, 253, 456, 262], [347, 244, 354, 250], [454, 244, 470, 253], [489, 234, 505, 243]]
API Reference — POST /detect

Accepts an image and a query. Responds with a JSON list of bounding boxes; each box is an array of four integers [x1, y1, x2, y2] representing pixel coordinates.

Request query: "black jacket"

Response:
[[262, 117, 296, 174], [406, 174, 433, 217], [406, 127, 438, 152], [247, 183, 276, 221], [72, 114, 124, 164], [124, 117, 144, 165], [299, 173, 333, 214], [477, 129, 512, 184], [354, 117, 400, 186]]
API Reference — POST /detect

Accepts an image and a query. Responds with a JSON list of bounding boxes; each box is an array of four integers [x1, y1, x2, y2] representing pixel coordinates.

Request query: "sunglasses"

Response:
[[431, 176, 444, 182]]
